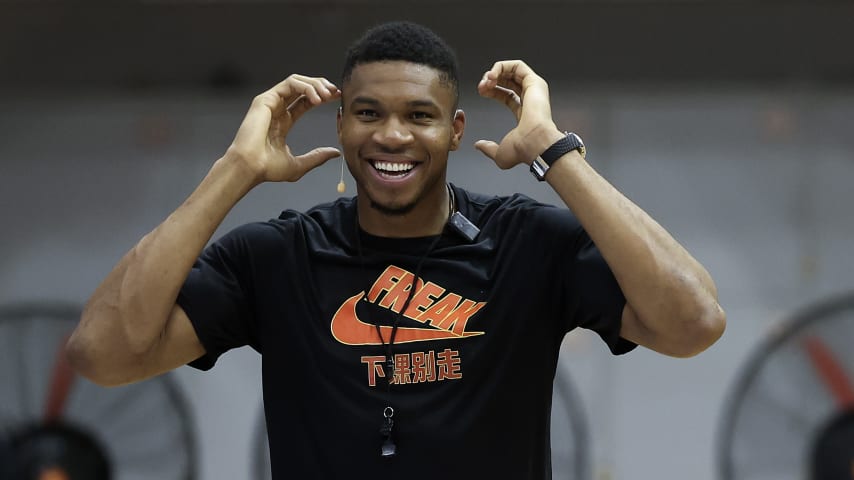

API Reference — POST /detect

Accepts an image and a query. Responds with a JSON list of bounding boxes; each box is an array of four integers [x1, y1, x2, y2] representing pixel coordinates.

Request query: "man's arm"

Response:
[[67, 75, 342, 386], [474, 60, 725, 357]]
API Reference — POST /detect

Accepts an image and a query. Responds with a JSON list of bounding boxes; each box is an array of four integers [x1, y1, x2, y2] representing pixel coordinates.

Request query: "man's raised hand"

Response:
[[227, 74, 342, 184], [474, 60, 563, 170]]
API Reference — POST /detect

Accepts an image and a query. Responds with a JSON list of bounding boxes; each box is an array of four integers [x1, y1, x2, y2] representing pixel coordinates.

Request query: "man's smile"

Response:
[[364, 154, 422, 182], [371, 161, 418, 181]]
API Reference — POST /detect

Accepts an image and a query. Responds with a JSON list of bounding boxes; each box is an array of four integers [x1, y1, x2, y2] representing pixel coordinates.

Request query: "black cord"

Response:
[[353, 211, 445, 388], [351, 186, 454, 458]]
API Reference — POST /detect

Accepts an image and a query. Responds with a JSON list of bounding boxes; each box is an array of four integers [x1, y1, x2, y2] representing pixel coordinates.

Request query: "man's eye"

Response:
[[411, 111, 432, 120], [356, 110, 378, 119]]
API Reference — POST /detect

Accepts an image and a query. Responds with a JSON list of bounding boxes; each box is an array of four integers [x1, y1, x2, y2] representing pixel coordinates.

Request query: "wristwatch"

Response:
[[530, 132, 586, 181]]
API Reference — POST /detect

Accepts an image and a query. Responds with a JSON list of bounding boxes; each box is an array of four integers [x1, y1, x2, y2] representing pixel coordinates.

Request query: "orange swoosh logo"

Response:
[[330, 292, 484, 345]]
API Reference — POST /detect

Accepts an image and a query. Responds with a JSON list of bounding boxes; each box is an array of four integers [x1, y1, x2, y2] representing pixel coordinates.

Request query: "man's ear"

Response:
[[449, 109, 466, 151]]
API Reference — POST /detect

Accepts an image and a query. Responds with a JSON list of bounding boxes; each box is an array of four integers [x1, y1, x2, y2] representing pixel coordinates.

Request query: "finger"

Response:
[[286, 95, 314, 124], [493, 86, 522, 119], [289, 75, 341, 103], [482, 60, 547, 108], [474, 140, 499, 160], [475, 135, 518, 170], [478, 64, 523, 98], [481, 61, 552, 122], [272, 75, 340, 108], [485, 60, 535, 90], [477, 81, 523, 120], [233, 92, 276, 147], [288, 91, 342, 127], [286, 75, 341, 115], [265, 79, 319, 119], [292, 147, 342, 178], [491, 75, 524, 98], [479, 69, 521, 92]]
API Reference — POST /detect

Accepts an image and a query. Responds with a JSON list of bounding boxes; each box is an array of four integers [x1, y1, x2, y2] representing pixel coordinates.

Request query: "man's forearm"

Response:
[[69, 155, 258, 372]]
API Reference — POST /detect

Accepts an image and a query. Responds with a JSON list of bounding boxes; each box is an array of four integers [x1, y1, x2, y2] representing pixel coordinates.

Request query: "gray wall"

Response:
[[3, 2, 854, 477], [2, 83, 853, 478]]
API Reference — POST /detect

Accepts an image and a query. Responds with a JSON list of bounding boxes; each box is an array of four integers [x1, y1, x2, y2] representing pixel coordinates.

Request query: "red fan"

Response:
[[718, 292, 854, 480]]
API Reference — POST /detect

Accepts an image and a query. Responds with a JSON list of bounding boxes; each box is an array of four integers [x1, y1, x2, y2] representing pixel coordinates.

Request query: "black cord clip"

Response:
[[380, 406, 397, 458]]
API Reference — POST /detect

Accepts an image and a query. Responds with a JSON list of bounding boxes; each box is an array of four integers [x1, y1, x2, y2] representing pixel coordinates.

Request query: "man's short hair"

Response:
[[342, 21, 460, 107]]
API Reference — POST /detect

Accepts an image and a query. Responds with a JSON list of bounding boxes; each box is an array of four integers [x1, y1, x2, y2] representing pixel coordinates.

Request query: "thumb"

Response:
[[474, 140, 499, 161], [294, 147, 341, 174]]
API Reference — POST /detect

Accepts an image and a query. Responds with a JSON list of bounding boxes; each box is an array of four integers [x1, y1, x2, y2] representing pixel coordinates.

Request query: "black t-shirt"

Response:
[[178, 184, 635, 480]]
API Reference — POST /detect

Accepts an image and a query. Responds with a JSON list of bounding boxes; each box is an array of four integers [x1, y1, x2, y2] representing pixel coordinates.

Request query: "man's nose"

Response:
[[372, 116, 414, 148]]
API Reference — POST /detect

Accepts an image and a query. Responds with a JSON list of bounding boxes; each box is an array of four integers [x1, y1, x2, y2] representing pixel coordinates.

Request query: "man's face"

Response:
[[337, 61, 464, 216]]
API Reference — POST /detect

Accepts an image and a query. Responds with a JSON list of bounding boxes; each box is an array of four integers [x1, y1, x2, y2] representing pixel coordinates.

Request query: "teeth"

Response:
[[374, 161, 414, 173]]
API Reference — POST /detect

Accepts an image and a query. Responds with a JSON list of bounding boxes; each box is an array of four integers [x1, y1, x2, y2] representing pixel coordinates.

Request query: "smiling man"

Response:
[[339, 59, 463, 235], [67, 21, 725, 479]]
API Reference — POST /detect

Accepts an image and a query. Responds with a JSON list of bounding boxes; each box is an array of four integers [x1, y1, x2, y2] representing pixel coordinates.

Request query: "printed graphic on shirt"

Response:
[[330, 265, 487, 346], [361, 349, 462, 387]]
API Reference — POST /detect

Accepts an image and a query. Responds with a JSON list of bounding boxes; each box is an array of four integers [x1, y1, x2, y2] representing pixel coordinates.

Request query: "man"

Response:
[[67, 21, 725, 479]]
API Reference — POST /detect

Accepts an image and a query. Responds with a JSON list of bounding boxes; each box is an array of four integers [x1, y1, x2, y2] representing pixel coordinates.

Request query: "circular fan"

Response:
[[718, 292, 854, 480], [0, 302, 198, 480], [251, 363, 592, 480]]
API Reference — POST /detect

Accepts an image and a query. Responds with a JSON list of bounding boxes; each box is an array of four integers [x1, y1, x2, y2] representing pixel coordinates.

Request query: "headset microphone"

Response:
[[337, 157, 346, 193]]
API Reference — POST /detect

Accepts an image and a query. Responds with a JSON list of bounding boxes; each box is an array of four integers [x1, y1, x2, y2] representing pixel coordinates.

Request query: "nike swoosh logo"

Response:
[[330, 292, 484, 346]]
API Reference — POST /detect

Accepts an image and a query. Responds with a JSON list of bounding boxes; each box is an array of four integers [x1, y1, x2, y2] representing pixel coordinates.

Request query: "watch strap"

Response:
[[530, 132, 586, 181]]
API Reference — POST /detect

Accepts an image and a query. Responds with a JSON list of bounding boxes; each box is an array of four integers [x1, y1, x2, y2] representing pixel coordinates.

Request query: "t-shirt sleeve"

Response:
[[538, 205, 637, 355], [177, 223, 265, 370], [566, 231, 636, 355]]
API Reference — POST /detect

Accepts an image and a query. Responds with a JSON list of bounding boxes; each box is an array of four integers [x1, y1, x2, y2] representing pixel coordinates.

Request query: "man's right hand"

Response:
[[68, 74, 343, 387], [226, 74, 342, 184]]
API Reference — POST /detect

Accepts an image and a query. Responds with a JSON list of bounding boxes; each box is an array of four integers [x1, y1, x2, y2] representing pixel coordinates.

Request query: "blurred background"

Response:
[[2, 0, 854, 479]]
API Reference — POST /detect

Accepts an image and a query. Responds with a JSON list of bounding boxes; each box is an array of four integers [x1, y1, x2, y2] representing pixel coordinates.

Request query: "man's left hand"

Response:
[[474, 60, 565, 169]]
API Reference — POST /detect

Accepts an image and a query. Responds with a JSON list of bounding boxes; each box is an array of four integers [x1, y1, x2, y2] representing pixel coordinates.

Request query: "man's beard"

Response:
[[369, 198, 417, 216], [362, 174, 443, 217]]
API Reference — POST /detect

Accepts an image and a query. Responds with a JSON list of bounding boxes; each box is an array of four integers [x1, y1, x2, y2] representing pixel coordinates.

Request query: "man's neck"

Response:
[[357, 185, 452, 238]]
